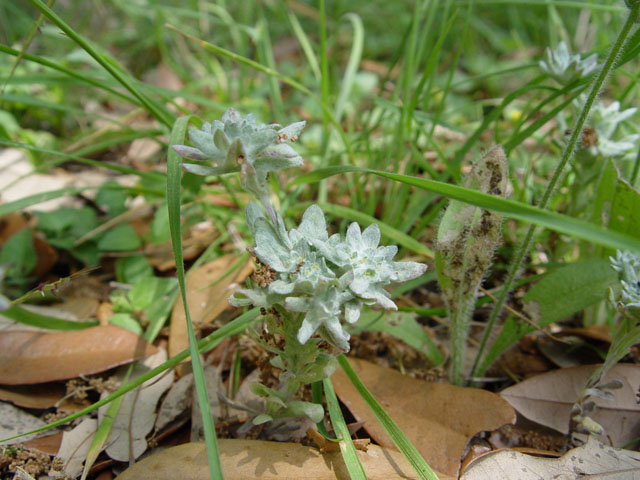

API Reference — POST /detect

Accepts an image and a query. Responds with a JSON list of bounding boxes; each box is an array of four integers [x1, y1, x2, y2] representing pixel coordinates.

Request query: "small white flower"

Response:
[[539, 41, 598, 84]]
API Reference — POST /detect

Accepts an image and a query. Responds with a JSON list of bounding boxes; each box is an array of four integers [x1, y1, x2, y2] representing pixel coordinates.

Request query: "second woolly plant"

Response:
[[173, 109, 427, 435], [435, 146, 510, 385]]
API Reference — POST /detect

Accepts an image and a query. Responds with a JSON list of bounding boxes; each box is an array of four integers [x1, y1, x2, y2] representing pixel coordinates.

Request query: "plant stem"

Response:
[[471, 3, 640, 378]]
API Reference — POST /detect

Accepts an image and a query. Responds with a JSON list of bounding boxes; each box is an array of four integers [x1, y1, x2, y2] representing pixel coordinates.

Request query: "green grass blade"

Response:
[[2, 306, 98, 330], [334, 13, 364, 121], [311, 382, 339, 441], [0, 187, 93, 217], [0, 307, 260, 444], [323, 377, 368, 480], [287, 10, 321, 82], [0, 0, 54, 96], [0, 45, 137, 104], [26, 0, 174, 127], [167, 115, 224, 479], [164, 24, 354, 164], [336, 355, 438, 480], [80, 364, 133, 480], [291, 166, 640, 254]]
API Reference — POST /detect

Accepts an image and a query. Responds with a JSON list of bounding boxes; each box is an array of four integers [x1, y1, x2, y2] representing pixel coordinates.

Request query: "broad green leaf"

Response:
[[96, 181, 127, 218], [97, 225, 141, 252], [108, 313, 143, 335], [478, 259, 619, 374], [0, 229, 36, 281], [610, 177, 640, 239], [115, 256, 153, 284], [591, 159, 619, 229]]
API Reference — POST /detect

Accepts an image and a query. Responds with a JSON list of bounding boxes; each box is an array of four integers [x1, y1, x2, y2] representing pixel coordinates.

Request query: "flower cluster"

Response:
[[539, 41, 598, 84], [588, 99, 639, 158], [172, 108, 305, 219], [610, 250, 640, 320], [230, 203, 427, 350]]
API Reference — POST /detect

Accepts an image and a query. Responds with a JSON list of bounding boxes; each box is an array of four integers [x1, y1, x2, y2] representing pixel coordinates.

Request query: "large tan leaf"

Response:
[[0, 325, 157, 384], [332, 357, 516, 477], [460, 435, 640, 480], [115, 439, 457, 480], [169, 254, 253, 357], [100, 350, 174, 462], [500, 364, 640, 446]]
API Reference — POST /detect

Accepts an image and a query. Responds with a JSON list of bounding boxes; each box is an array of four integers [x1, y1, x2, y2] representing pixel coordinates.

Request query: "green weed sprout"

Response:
[[173, 108, 426, 433]]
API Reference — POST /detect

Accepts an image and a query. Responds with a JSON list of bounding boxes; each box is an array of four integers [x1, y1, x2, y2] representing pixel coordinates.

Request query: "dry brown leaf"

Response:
[[56, 417, 97, 478], [169, 254, 253, 358], [561, 325, 612, 343], [115, 439, 457, 480], [332, 357, 516, 477], [500, 363, 640, 447], [0, 383, 65, 409], [21, 432, 63, 455], [0, 325, 157, 384], [460, 435, 640, 480], [100, 349, 174, 462], [56, 297, 100, 322]]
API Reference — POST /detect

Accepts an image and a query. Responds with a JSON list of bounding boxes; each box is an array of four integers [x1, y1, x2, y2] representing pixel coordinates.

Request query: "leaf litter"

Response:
[[0, 325, 158, 385], [500, 363, 640, 447], [331, 357, 516, 477], [461, 435, 640, 480], [115, 439, 458, 480]]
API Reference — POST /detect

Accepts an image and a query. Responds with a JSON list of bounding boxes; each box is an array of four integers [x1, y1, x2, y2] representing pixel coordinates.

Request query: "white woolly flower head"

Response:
[[230, 203, 427, 350], [539, 41, 598, 84], [172, 108, 305, 205]]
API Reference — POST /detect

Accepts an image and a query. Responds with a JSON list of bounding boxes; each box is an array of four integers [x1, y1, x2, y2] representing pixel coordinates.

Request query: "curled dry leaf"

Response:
[[100, 349, 174, 463], [115, 439, 457, 480], [460, 435, 640, 480], [154, 371, 194, 433], [0, 325, 157, 385], [169, 254, 253, 357], [332, 357, 516, 477], [56, 418, 98, 478], [500, 363, 640, 447]]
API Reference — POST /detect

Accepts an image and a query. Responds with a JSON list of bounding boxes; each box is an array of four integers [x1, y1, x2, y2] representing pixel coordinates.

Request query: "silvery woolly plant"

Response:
[[569, 250, 640, 444], [173, 109, 427, 435]]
